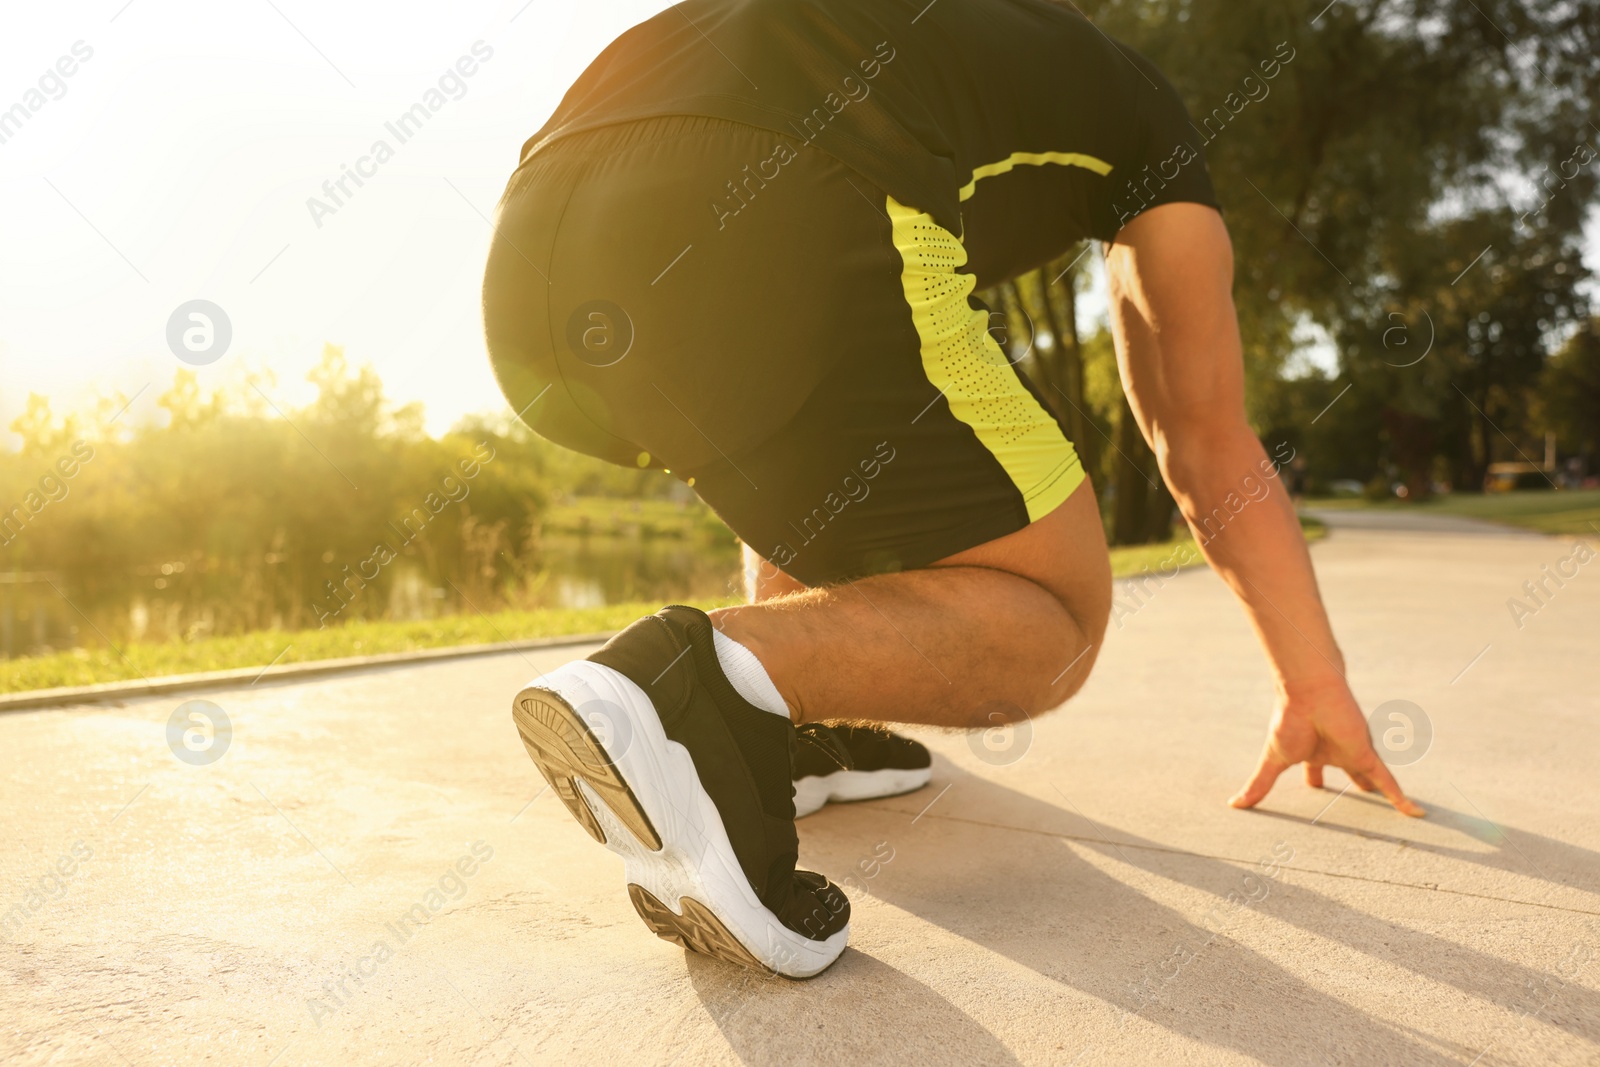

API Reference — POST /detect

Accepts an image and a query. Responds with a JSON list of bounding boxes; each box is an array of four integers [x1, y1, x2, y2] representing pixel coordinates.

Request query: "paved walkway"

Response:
[[3, 515, 1597, 1066]]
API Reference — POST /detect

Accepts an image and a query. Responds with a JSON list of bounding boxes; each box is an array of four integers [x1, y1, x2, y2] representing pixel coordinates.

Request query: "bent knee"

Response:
[[1027, 635, 1106, 717], [1033, 569, 1111, 712], [1033, 567, 1112, 711], [967, 568, 1110, 727], [963, 628, 1107, 729]]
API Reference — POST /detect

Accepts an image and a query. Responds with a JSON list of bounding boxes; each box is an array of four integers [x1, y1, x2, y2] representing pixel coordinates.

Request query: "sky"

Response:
[[1, 2, 1593, 444], [0, 0, 685, 442]]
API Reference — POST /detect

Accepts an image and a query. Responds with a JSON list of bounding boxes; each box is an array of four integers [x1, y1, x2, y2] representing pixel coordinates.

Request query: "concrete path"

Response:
[[3, 516, 1597, 1066], [1300, 506, 1549, 537]]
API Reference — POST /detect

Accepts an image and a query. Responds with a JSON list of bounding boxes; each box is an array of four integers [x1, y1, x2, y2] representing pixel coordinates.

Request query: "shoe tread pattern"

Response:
[[513, 687, 662, 851], [627, 883, 770, 972]]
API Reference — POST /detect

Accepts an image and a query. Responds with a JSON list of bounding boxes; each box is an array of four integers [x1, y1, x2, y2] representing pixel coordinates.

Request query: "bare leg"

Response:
[[713, 481, 1112, 729]]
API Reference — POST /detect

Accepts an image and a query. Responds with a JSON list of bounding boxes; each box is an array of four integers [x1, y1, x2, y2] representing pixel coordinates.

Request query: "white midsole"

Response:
[[531, 660, 848, 977], [793, 767, 934, 818]]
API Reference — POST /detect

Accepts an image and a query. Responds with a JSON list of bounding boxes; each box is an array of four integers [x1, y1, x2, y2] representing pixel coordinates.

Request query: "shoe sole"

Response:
[[512, 661, 848, 978], [793, 767, 934, 818]]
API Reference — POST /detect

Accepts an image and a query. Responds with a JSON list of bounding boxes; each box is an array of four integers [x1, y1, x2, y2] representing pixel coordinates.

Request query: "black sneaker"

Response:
[[793, 723, 933, 818], [510, 605, 849, 977]]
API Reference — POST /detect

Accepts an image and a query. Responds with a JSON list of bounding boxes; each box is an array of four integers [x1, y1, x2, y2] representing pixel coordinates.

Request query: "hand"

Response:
[[1229, 679, 1425, 817]]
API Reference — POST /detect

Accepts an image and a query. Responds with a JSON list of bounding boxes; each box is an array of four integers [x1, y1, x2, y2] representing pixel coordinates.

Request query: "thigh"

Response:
[[933, 477, 1112, 646]]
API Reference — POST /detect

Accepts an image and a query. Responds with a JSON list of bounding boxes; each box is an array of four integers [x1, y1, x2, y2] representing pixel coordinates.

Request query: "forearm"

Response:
[[1160, 428, 1345, 692], [1104, 203, 1420, 813]]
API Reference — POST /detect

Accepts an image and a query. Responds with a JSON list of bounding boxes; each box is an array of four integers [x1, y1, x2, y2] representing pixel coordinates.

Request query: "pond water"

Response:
[[0, 534, 745, 659], [537, 534, 743, 609]]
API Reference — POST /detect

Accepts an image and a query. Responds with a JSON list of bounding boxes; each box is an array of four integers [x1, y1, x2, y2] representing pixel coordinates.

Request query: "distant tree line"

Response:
[[983, 0, 1600, 540], [0, 347, 683, 655]]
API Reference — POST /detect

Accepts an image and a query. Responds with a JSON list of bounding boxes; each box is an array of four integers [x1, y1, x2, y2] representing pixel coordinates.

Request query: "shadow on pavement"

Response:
[[779, 760, 1599, 1066], [682, 948, 1023, 1066], [1250, 790, 1600, 898]]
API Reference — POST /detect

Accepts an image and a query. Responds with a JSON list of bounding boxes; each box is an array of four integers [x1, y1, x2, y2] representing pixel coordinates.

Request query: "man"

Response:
[[481, 0, 1422, 979]]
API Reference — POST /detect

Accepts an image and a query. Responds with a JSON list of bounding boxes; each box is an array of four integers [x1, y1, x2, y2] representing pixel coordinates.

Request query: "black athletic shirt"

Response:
[[521, 0, 1219, 257]]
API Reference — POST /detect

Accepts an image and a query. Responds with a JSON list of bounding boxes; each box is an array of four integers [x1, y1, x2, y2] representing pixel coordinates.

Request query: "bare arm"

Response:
[[1105, 203, 1423, 817]]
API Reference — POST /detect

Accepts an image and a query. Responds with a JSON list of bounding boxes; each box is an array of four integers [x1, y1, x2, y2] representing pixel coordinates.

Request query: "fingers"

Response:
[[1366, 760, 1426, 818], [1229, 747, 1292, 809], [1304, 764, 1324, 789], [1349, 770, 1379, 793]]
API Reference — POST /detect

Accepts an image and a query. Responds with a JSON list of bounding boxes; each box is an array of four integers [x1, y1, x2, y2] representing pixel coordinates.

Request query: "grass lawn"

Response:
[[1103, 513, 1326, 580], [0, 519, 1327, 694], [1107, 536, 1206, 578], [1304, 488, 1600, 537], [0, 600, 739, 695]]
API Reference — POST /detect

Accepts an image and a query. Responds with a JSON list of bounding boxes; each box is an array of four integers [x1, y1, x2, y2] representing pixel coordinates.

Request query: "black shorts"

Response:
[[483, 1, 1221, 587], [483, 108, 1206, 586]]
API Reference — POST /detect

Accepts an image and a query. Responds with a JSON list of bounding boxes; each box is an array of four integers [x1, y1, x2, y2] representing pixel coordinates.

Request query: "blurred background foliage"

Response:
[[0, 346, 737, 658], [4, 0, 1599, 663], [980, 0, 1600, 540]]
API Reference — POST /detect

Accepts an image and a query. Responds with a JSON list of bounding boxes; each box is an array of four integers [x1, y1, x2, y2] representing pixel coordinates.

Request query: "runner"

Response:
[[482, 0, 1423, 978]]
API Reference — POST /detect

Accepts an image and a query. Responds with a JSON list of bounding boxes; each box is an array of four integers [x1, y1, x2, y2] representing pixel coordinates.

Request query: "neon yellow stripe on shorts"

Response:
[[886, 194, 1084, 522], [957, 151, 1113, 202]]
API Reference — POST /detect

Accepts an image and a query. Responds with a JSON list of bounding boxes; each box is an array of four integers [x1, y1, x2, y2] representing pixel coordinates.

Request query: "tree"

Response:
[[8, 395, 77, 458], [1081, 0, 1598, 493], [1539, 319, 1600, 471]]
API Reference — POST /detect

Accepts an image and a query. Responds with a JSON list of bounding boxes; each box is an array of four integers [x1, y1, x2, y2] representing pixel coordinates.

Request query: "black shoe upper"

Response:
[[589, 605, 849, 942], [793, 724, 855, 781], [795, 723, 931, 780]]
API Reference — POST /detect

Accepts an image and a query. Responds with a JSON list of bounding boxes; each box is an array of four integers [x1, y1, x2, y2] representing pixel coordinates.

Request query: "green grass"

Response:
[[1104, 514, 1326, 579], [0, 599, 741, 695], [0, 517, 1330, 695], [1107, 536, 1205, 577], [1303, 488, 1600, 537]]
